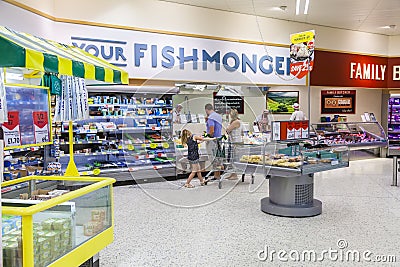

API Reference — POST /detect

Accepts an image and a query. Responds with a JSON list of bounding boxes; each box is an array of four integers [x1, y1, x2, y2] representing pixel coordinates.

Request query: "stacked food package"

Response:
[[239, 151, 339, 169], [2, 215, 72, 267], [2, 215, 22, 267], [84, 209, 107, 236], [239, 154, 303, 168], [33, 218, 72, 266]]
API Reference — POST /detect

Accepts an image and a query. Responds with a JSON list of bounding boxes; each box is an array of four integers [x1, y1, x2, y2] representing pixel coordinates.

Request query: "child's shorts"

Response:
[[188, 159, 200, 164]]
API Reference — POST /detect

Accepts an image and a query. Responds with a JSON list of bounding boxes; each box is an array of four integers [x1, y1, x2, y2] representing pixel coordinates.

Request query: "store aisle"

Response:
[[101, 158, 400, 266]]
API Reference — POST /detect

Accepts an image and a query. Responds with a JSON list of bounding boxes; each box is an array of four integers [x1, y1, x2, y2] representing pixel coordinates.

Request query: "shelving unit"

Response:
[[388, 98, 400, 154], [54, 91, 176, 182], [1, 85, 54, 182]]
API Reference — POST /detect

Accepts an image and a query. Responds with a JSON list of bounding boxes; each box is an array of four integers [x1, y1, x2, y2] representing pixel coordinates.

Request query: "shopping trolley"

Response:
[[204, 138, 255, 189]]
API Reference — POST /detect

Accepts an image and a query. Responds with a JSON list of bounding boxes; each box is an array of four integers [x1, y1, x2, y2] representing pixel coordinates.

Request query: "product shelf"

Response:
[[88, 103, 172, 108], [57, 93, 176, 181], [5, 145, 45, 153], [59, 140, 108, 145]]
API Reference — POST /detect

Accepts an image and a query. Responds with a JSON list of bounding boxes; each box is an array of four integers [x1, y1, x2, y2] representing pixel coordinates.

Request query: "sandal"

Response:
[[200, 181, 206, 186], [184, 183, 195, 188]]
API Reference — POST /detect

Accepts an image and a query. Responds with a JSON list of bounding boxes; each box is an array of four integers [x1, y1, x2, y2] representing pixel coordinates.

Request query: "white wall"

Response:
[[10, 0, 54, 15], [310, 87, 383, 123], [8, 0, 390, 56], [172, 86, 383, 125], [172, 87, 266, 125], [0, 1, 54, 38], [388, 36, 400, 57], [266, 86, 382, 123]]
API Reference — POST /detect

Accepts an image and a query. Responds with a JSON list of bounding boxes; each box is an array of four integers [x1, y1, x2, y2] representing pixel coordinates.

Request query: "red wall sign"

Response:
[[311, 50, 389, 88], [388, 57, 400, 88]]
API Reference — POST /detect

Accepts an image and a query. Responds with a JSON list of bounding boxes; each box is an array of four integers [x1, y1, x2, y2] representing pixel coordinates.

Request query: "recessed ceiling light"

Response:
[[381, 25, 396, 29], [296, 0, 300, 15], [304, 0, 310, 15], [296, 0, 310, 15], [270, 6, 287, 11]]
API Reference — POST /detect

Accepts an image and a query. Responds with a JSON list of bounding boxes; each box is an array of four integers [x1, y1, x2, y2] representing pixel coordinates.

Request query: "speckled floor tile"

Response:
[[100, 158, 400, 267]]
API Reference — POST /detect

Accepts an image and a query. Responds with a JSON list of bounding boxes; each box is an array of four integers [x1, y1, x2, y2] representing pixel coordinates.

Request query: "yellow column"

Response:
[[22, 215, 34, 267], [64, 120, 79, 176]]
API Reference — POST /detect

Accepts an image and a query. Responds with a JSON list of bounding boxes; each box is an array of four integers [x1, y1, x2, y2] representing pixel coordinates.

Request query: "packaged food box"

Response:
[[42, 218, 57, 230], [45, 231, 60, 248], [60, 229, 71, 240], [52, 218, 71, 231], [2, 221, 14, 235], [91, 209, 106, 222], [8, 230, 22, 240], [91, 210, 101, 221], [2, 216, 21, 232], [37, 237, 51, 251], [41, 249, 52, 264], [3, 241, 22, 267], [3, 256, 22, 267], [2, 235, 13, 243], [48, 190, 69, 197], [33, 194, 53, 201], [84, 221, 97, 236], [34, 255, 42, 267], [33, 222, 43, 231], [31, 189, 49, 196]]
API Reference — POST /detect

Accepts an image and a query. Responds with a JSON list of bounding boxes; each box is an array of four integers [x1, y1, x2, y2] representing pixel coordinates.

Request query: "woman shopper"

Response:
[[225, 109, 243, 180], [181, 129, 206, 188], [255, 109, 270, 132], [172, 104, 183, 123], [226, 109, 243, 143]]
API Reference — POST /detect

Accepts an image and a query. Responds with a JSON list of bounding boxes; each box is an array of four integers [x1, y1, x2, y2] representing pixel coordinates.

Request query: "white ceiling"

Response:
[[158, 0, 400, 36]]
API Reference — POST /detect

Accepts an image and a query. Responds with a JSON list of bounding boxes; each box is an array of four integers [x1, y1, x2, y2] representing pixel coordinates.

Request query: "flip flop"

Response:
[[184, 183, 195, 188]]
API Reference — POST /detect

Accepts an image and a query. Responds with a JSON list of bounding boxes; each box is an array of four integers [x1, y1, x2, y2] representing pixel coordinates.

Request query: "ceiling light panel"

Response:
[[158, 0, 400, 35]]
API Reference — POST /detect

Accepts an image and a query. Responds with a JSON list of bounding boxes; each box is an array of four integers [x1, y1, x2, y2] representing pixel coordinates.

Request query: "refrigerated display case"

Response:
[[387, 97, 400, 155], [310, 121, 387, 150], [232, 141, 349, 217], [1, 176, 115, 267], [54, 89, 176, 182]]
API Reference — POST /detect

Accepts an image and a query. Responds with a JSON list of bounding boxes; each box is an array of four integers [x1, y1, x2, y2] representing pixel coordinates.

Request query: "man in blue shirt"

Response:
[[205, 103, 222, 138], [205, 104, 223, 181]]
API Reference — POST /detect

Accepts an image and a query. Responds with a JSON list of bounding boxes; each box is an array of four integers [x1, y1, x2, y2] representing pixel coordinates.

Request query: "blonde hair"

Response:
[[230, 109, 239, 123], [181, 129, 192, 146]]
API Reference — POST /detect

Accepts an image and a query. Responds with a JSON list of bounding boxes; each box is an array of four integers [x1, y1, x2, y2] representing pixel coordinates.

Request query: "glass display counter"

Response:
[[310, 121, 388, 150], [232, 141, 349, 217], [1, 176, 115, 267]]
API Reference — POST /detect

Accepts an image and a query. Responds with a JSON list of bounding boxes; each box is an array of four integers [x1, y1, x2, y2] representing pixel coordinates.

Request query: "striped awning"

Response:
[[0, 26, 129, 84]]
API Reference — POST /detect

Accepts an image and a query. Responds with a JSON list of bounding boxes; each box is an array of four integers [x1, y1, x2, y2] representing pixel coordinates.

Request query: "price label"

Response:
[[2, 111, 21, 147], [162, 143, 170, 149], [150, 143, 158, 149], [301, 121, 309, 138], [272, 122, 281, 141], [33, 111, 49, 143]]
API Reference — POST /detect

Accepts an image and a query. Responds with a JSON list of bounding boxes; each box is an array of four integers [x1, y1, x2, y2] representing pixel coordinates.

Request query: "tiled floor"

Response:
[[100, 158, 400, 266]]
